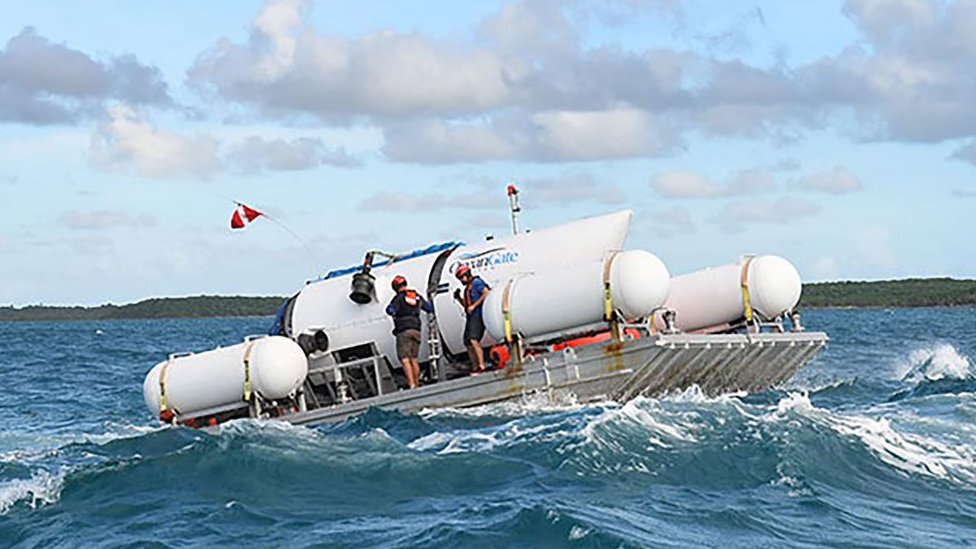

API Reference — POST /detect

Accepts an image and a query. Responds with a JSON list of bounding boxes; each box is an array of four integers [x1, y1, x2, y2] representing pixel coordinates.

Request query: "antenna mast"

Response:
[[507, 184, 521, 235]]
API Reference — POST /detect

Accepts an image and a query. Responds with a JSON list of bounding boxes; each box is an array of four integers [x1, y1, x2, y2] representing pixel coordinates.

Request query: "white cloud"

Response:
[[190, 0, 512, 119], [531, 108, 680, 160], [518, 172, 626, 205], [228, 136, 361, 171], [711, 196, 822, 232], [356, 191, 498, 213], [182, 0, 976, 163], [358, 171, 626, 212], [650, 169, 777, 198], [650, 171, 723, 198], [251, 0, 304, 81], [89, 106, 220, 177], [794, 166, 864, 194], [381, 119, 520, 163], [650, 204, 696, 236]]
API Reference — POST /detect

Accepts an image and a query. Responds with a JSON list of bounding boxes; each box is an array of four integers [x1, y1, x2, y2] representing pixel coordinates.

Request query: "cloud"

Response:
[[189, 0, 511, 119], [58, 209, 157, 230], [794, 166, 864, 194], [357, 171, 626, 212], [952, 188, 976, 198], [381, 119, 521, 163], [0, 27, 169, 125], [711, 196, 822, 232], [650, 171, 722, 198], [649, 204, 696, 236], [650, 169, 777, 198], [530, 108, 681, 160], [89, 106, 220, 177], [381, 108, 683, 163], [518, 172, 626, 205], [356, 190, 497, 213], [228, 136, 361, 171], [951, 141, 976, 166], [183, 0, 976, 165]]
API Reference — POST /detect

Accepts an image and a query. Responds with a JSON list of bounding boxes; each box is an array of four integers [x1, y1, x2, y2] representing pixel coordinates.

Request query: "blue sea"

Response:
[[1, 308, 975, 548]]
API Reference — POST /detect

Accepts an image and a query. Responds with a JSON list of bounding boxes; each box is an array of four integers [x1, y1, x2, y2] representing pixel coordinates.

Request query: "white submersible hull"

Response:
[[143, 210, 827, 428]]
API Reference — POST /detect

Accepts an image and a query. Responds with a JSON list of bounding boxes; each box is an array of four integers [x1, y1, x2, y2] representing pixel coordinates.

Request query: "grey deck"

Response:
[[284, 331, 828, 427]]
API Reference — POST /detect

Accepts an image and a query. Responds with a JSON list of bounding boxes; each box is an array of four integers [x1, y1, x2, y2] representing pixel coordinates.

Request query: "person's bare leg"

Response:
[[466, 344, 478, 371], [401, 359, 415, 388], [471, 343, 485, 371], [407, 358, 420, 388]]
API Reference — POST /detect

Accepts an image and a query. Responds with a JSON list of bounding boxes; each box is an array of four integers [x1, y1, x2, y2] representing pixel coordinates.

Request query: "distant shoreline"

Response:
[[1, 278, 974, 322]]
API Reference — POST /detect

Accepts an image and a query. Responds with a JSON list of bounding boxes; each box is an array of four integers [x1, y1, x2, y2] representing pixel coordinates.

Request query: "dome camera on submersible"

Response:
[[143, 185, 827, 428]]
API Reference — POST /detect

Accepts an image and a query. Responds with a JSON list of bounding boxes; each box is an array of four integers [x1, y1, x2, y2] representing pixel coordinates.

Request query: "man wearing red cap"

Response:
[[386, 275, 433, 389], [453, 265, 490, 373]]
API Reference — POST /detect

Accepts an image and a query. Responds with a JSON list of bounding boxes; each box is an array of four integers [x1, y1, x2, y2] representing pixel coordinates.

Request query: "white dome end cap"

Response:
[[482, 288, 507, 341], [250, 336, 309, 400], [611, 250, 671, 319], [143, 361, 165, 414], [748, 255, 802, 320]]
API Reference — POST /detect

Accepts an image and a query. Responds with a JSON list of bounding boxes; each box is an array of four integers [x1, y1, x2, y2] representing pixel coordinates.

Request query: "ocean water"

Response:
[[1, 308, 975, 548]]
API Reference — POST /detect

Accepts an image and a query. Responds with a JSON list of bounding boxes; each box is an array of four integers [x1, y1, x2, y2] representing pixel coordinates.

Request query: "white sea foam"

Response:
[[408, 418, 579, 455], [896, 343, 974, 383], [0, 423, 161, 466], [771, 392, 976, 485], [0, 469, 66, 515], [660, 384, 747, 404], [568, 525, 592, 540], [418, 391, 595, 419]]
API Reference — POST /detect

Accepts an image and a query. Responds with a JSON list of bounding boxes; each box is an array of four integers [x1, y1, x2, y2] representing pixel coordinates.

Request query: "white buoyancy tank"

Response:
[[482, 250, 670, 341], [143, 336, 308, 418], [655, 255, 801, 333]]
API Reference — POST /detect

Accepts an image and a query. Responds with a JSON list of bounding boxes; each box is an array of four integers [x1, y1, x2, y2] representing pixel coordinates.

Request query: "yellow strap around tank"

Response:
[[502, 280, 514, 344], [159, 357, 173, 413], [243, 341, 255, 402], [602, 252, 620, 322], [740, 256, 756, 323]]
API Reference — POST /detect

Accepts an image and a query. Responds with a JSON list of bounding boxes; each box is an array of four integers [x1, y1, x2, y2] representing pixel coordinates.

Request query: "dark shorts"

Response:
[[396, 329, 422, 360], [463, 310, 486, 343]]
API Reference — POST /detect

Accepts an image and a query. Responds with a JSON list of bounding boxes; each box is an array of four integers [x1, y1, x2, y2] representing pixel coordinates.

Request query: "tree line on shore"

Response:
[[1, 278, 974, 322]]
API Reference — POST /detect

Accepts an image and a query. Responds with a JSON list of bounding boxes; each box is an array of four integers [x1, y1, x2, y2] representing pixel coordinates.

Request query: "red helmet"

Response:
[[391, 275, 407, 290], [455, 265, 471, 280]]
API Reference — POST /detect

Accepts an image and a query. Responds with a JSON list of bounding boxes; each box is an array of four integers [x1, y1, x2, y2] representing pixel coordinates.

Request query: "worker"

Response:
[[385, 275, 433, 389], [453, 265, 490, 373]]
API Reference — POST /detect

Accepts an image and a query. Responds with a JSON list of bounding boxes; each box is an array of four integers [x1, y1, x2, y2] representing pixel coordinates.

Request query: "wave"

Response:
[[889, 343, 976, 401], [897, 343, 974, 383], [0, 469, 66, 515]]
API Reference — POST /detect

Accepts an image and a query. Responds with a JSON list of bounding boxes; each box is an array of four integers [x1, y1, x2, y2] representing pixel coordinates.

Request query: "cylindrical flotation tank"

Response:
[[143, 336, 308, 418], [482, 250, 670, 342], [654, 255, 801, 333]]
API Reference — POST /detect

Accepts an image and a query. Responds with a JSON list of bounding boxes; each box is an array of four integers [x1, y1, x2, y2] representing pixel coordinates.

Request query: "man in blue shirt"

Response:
[[453, 265, 490, 373], [386, 275, 433, 389]]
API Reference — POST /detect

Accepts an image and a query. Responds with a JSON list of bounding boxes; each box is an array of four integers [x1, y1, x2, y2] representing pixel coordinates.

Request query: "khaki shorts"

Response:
[[396, 329, 422, 360]]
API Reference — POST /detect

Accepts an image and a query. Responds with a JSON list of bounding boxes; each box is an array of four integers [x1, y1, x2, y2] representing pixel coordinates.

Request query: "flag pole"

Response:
[[230, 199, 320, 275]]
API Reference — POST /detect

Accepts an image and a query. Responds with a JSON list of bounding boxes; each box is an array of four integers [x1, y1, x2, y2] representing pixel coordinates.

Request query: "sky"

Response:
[[1, 0, 974, 306]]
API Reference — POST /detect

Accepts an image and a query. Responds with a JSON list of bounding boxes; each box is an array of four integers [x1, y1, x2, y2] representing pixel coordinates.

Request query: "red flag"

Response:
[[230, 203, 263, 229]]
